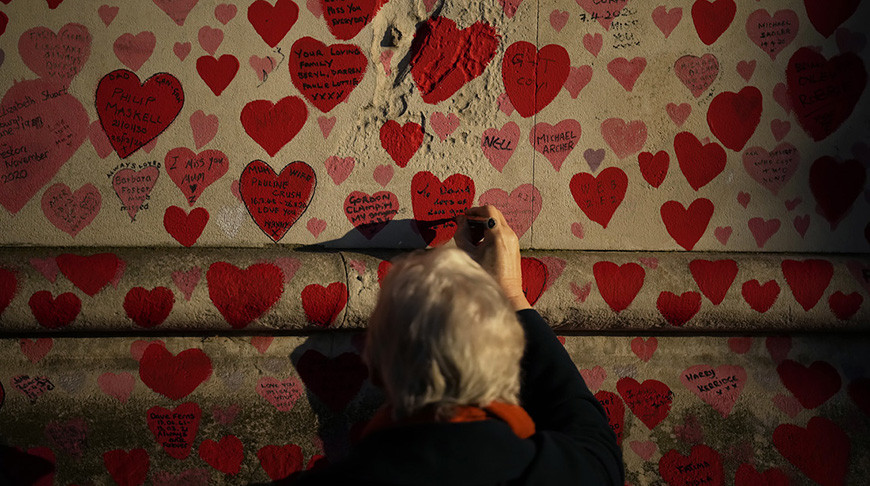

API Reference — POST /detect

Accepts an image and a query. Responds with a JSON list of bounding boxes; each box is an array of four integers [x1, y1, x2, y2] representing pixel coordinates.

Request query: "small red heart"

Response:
[[199, 435, 243, 475], [773, 417, 850, 486], [410, 171, 475, 247], [57, 252, 120, 296], [301, 282, 348, 327], [146, 402, 201, 459], [124, 287, 174, 328], [163, 206, 209, 247], [638, 151, 669, 188], [247, 0, 298, 47], [0, 268, 17, 316], [828, 291, 862, 320], [781, 259, 833, 311], [520, 257, 548, 306], [502, 42, 570, 118], [691, 0, 736, 45], [569, 167, 628, 229], [241, 97, 308, 157], [28, 291, 81, 329], [380, 121, 424, 168], [196, 54, 239, 96], [674, 132, 726, 190], [289, 37, 368, 112], [295, 350, 368, 412], [689, 259, 738, 305], [207, 261, 284, 328], [660, 198, 715, 250], [630, 337, 657, 362], [741, 280, 780, 313], [617, 377, 673, 429], [659, 444, 724, 485], [777, 359, 841, 409]]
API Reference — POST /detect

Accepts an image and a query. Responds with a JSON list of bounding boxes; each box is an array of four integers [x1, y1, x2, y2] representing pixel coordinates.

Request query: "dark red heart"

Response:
[[199, 435, 243, 475], [777, 359, 841, 409], [741, 280, 780, 313], [102, 448, 149, 486], [659, 444, 724, 485], [521, 257, 548, 306], [803, 0, 860, 38], [706, 86, 762, 151], [239, 160, 316, 242], [28, 291, 80, 329], [139, 343, 212, 400], [410, 171, 475, 247], [95, 70, 184, 158], [569, 167, 628, 229], [207, 261, 284, 328], [829, 291, 862, 320], [380, 121, 423, 168], [734, 464, 789, 486], [377, 260, 392, 288], [691, 0, 736, 45], [0, 268, 17, 316], [781, 259, 833, 311], [248, 0, 298, 47], [163, 206, 209, 247], [343, 191, 399, 239], [410, 17, 498, 104], [594, 390, 624, 446], [673, 132, 726, 191], [502, 41, 570, 118], [196, 54, 239, 96], [301, 282, 348, 327], [809, 156, 865, 229], [295, 350, 368, 412], [289, 36, 367, 113], [773, 417, 850, 486], [321, 0, 385, 40], [848, 378, 870, 416], [241, 97, 308, 157], [617, 377, 673, 429], [656, 291, 702, 327], [638, 151, 669, 188], [689, 259, 737, 305], [146, 402, 201, 459], [258, 444, 303, 480], [593, 261, 645, 313], [660, 198, 714, 250], [124, 287, 174, 328], [57, 252, 120, 296]]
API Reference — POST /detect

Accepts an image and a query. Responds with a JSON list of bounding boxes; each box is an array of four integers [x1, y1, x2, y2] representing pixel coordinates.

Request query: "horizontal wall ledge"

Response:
[[0, 248, 868, 334]]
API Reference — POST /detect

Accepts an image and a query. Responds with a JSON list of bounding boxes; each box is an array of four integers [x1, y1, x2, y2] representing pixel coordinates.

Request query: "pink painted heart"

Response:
[[564, 65, 593, 99], [666, 102, 692, 126], [307, 218, 326, 238], [190, 110, 219, 149], [113, 32, 156, 71], [481, 121, 520, 172], [748, 217, 781, 248], [570, 281, 592, 302], [601, 118, 647, 159], [272, 257, 301, 283], [745, 9, 799, 60], [582, 33, 602, 57], [728, 337, 751, 354], [770, 119, 791, 141], [30, 257, 59, 282], [529, 119, 580, 171], [18, 23, 91, 86], [98, 5, 120, 26], [251, 336, 273, 354], [41, 183, 101, 237], [12, 375, 54, 401], [172, 267, 201, 301], [249, 55, 275, 83], [380, 50, 393, 75], [538, 256, 566, 289], [652, 6, 682, 38], [607, 57, 646, 91], [152, 0, 198, 26], [478, 184, 542, 238], [0, 79, 88, 214], [681, 364, 747, 417], [674, 54, 719, 97], [570, 221, 585, 239], [773, 82, 791, 113], [20, 338, 53, 363], [212, 404, 240, 425], [347, 259, 366, 276], [214, 3, 237, 24], [631, 337, 657, 362], [174, 42, 191, 61], [307, 0, 323, 18], [373, 164, 394, 187], [630, 440, 657, 461], [111, 166, 159, 221], [714, 226, 732, 245], [742, 143, 800, 195], [736, 60, 756, 81], [580, 366, 606, 392], [430, 112, 459, 141], [257, 376, 304, 411], [198, 26, 223, 56], [785, 197, 802, 211], [324, 156, 355, 185], [499, 0, 522, 18], [772, 393, 802, 417], [318, 116, 336, 138], [736, 192, 750, 208], [549, 9, 568, 31], [88, 120, 113, 158], [98, 372, 134, 403], [639, 257, 659, 269]]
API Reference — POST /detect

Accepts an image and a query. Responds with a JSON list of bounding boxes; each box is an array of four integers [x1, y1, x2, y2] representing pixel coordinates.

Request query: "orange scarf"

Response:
[[362, 402, 536, 439]]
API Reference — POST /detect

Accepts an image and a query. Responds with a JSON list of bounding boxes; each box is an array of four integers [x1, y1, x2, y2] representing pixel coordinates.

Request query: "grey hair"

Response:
[[364, 247, 526, 420]]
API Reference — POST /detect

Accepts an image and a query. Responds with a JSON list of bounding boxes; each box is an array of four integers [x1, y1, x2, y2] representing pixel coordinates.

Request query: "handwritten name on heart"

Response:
[[41, 183, 101, 237], [257, 376, 304, 411], [165, 148, 228, 205], [241, 96, 307, 157], [502, 42, 570, 118], [659, 445, 724, 486], [411, 171, 475, 247], [478, 184, 541, 239], [321, 0, 384, 40], [240, 160, 316, 242], [681, 364, 747, 417], [601, 118, 646, 159], [617, 377, 673, 430], [344, 191, 398, 239], [12, 375, 54, 401], [147, 402, 201, 459], [112, 166, 159, 221], [742, 143, 799, 195], [19, 23, 91, 86], [594, 391, 625, 445], [569, 167, 628, 229], [0, 79, 88, 214], [745, 9, 798, 60], [289, 36, 367, 113], [674, 54, 719, 98], [481, 121, 519, 172], [530, 119, 580, 171]]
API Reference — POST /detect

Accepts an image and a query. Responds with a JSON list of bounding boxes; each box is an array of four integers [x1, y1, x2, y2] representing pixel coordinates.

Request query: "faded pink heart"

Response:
[[629, 440, 657, 461], [607, 57, 646, 91], [478, 184, 541, 238], [481, 121, 520, 172], [380, 50, 393, 76], [306, 0, 323, 17], [498, 0, 522, 18], [666, 102, 691, 127], [770, 119, 791, 141], [748, 217, 781, 248], [308, 218, 327, 238], [110, 260, 126, 289], [20, 338, 53, 363], [714, 226, 732, 245], [580, 366, 606, 392], [772, 82, 791, 113], [570, 281, 592, 302], [198, 26, 223, 56], [113, 31, 156, 71], [152, 0, 198, 26], [784, 198, 802, 211], [431, 112, 460, 141], [129, 339, 165, 361], [746, 9, 799, 60], [174, 42, 191, 61], [582, 33, 602, 57], [497, 92, 515, 115], [631, 337, 657, 362], [325, 156, 355, 185], [571, 221, 585, 239], [638, 257, 658, 269], [772, 393, 802, 417], [97, 372, 134, 403], [742, 143, 800, 195], [41, 183, 101, 237], [318, 116, 336, 138], [88, 120, 113, 158], [601, 118, 647, 159], [272, 257, 301, 283], [249, 55, 275, 83], [111, 166, 159, 221], [550, 9, 568, 31], [172, 266, 201, 301], [19, 23, 91, 86], [214, 3, 237, 24], [98, 5, 120, 26], [680, 364, 747, 417], [736, 60, 756, 81], [564, 65, 593, 99], [373, 164, 394, 187], [793, 214, 810, 237], [674, 54, 719, 97], [737, 192, 751, 208], [257, 376, 305, 411], [30, 257, 59, 282], [348, 259, 366, 276], [652, 6, 682, 38], [212, 404, 241, 425], [583, 148, 605, 172], [251, 336, 274, 354], [728, 337, 752, 354], [530, 119, 581, 171], [190, 110, 219, 149], [231, 180, 242, 202], [538, 257, 566, 289]]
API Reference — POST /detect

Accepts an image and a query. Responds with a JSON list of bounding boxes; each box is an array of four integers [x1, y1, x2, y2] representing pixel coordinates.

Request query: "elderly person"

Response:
[[284, 206, 624, 485]]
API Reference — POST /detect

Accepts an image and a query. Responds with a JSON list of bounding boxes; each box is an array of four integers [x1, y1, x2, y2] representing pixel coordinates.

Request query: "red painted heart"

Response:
[[258, 444, 303, 480], [0, 268, 13, 319], [742, 279, 780, 313], [617, 377, 673, 430], [207, 261, 284, 328], [692, 0, 736, 45], [28, 291, 80, 329], [240, 160, 316, 242], [124, 286, 174, 328], [734, 464, 789, 486], [829, 291, 862, 320], [248, 0, 298, 47], [295, 350, 368, 412], [521, 257, 548, 306], [638, 151, 669, 188], [706, 86, 763, 151], [809, 156, 865, 229], [321, 0, 385, 40], [380, 121, 423, 168], [777, 359, 841, 409], [199, 435, 243, 475], [660, 198, 714, 250], [289, 36, 368, 112], [659, 444, 724, 485], [165, 148, 229, 205], [502, 41, 570, 118], [139, 343, 212, 400], [196, 54, 239, 96], [689, 259, 737, 305], [594, 390, 625, 446], [146, 402, 201, 459], [102, 448, 149, 486], [56, 252, 120, 296], [803, 0, 860, 38], [773, 416, 850, 486], [343, 191, 399, 239], [410, 171, 475, 247], [240, 96, 307, 157], [301, 282, 348, 327], [593, 261, 645, 314], [657, 291, 702, 327], [569, 167, 628, 229], [673, 132, 726, 191], [781, 259, 833, 311]]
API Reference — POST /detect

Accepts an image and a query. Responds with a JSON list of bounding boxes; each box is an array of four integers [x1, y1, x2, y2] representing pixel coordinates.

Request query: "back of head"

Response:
[[365, 247, 525, 420]]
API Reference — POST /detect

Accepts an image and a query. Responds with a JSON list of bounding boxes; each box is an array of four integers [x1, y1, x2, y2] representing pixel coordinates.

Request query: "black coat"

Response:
[[279, 309, 624, 486]]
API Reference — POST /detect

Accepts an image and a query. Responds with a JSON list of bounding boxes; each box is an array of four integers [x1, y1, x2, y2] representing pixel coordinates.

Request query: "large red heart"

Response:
[[295, 350, 368, 412], [164, 148, 229, 205], [196, 54, 238, 96], [40, 183, 101, 237], [343, 191, 399, 239], [380, 121, 423, 168], [773, 417, 850, 486], [521, 257, 548, 306], [660, 198, 714, 250], [673, 132, 726, 191], [0, 268, 16, 316], [569, 167, 628, 229], [593, 261, 645, 314], [28, 291, 80, 329], [199, 435, 243, 475], [124, 286, 174, 328], [691, 0, 736, 45], [240, 160, 316, 242], [146, 402, 201, 459], [742, 279, 780, 313], [659, 444, 724, 485], [657, 291, 702, 327], [18, 23, 91, 86], [207, 261, 284, 328], [617, 377, 673, 430], [56, 252, 120, 296], [803, 0, 860, 38], [301, 282, 347, 327], [781, 259, 833, 311], [786, 48, 866, 141], [594, 390, 625, 446], [95, 69, 184, 159], [289, 37, 367, 113], [102, 448, 149, 486], [409, 16, 498, 104], [139, 343, 212, 400], [734, 464, 789, 486], [248, 0, 298, 47], [689, 259, 737, 305], [410, 171, 475, 247], [241, 97, 307, 157], [706, 86, 762, 151], [809, 156, 865, 229], [321, 0, 385, 40], [502, 41, 570, 118], [0, 79, 88, 214], [258, 444, 304, 480], [163, 206, 209, 247], [777, 359, 841, 409]]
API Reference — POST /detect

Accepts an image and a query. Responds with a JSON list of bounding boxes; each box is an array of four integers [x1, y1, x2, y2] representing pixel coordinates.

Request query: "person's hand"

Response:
[[455, 205, 531, 311]]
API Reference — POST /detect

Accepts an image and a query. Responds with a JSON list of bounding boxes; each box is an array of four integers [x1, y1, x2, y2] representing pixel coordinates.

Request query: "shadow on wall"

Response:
[[0, 445, 55, 485]]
